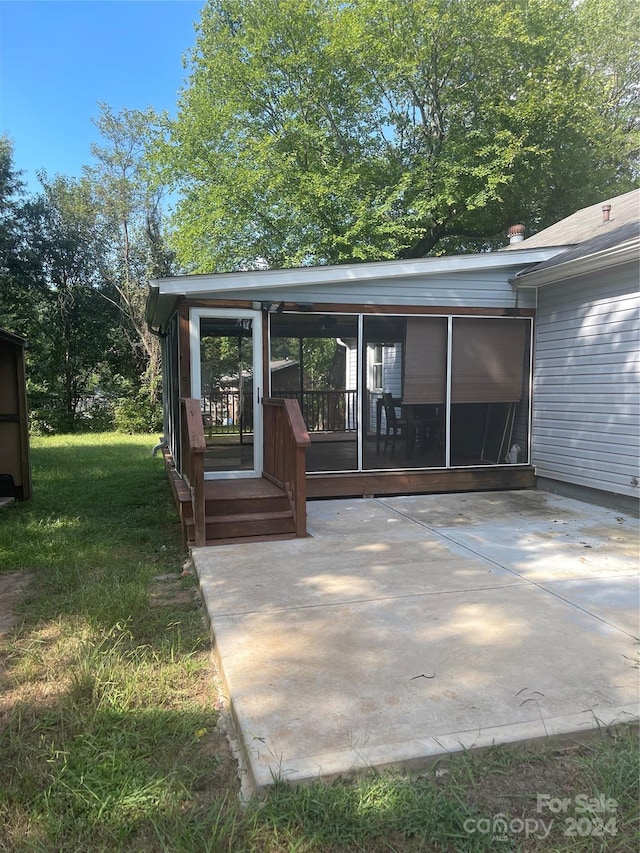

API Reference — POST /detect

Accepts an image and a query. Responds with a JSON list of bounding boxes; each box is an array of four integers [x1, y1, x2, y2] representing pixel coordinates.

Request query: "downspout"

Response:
[[335, 337, 350, 430], [509, 269, 539, 312], [508, 269, 538, 474], [336, 336, 356, 461]]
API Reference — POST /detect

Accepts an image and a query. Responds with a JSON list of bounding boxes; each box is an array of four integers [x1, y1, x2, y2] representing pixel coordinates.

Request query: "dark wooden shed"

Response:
[[0, 328, 31, 502]]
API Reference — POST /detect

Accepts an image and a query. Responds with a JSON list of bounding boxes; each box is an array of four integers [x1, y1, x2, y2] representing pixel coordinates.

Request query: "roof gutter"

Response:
[[512, 238, 639, 288], [145, 282, 163, 335]]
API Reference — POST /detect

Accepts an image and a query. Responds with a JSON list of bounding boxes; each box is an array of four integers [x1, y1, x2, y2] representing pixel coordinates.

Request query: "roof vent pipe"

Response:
[[507, 224, 526, 244], [602, 204, 611, 223]]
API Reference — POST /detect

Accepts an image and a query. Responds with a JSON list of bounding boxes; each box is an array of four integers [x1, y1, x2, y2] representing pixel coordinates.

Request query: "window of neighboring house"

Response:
[[370, 344, 383, 391]]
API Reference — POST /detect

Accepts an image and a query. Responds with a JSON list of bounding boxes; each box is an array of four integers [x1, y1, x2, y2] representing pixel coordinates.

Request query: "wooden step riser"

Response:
[[170, 469, 298, 544], [208, 517, 295, 539], [201, 533, 298, 546], [185, 509, 296, 541], [187, 516, 296, 542], [204, 496, 291, 515], [180, 499, 291, 523]]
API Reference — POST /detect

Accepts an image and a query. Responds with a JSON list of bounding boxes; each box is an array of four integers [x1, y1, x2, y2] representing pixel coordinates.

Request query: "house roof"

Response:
[[270, 359, 299, 372], [526, 221, 638, 271], [514, 221, 639, 288], [147, 246, 559, 329], [504, 188, 639, 250], [151, 248, 561, 295], [147, 189, 639, 328]]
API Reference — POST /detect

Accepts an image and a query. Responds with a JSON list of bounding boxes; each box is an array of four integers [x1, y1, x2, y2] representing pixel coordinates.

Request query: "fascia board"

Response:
[[514, 239, 639, 288], [146, 285, 180, 330], [150, 248, 562, 297], [145, 284, 159, 327]]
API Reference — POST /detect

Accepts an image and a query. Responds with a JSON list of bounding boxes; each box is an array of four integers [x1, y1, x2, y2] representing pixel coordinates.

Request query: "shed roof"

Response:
[[0, 328, 27, 348]]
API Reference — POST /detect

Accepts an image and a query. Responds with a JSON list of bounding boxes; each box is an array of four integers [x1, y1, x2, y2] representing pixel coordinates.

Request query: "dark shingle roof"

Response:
[[505, 188, 639, 249], [523, 221, 639, 274]]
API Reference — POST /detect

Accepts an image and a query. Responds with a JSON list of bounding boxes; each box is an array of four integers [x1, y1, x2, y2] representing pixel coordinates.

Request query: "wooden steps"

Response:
[[163, 456, 298, 546], [184, 508, 296, 541]]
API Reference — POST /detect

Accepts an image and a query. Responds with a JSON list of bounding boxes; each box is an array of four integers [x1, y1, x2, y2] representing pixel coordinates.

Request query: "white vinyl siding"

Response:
[[343, 341, 358, 430], [344, 341, 357, 390], [382, 345, 402, 396], [204, 268, 535, 309], [532, 262, 640, 497]]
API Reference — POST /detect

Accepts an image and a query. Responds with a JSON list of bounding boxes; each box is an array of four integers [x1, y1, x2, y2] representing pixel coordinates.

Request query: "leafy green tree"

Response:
[[0, 142, 109, 432], [86, 104, 174, 413], [159, 0, 639, 270], [0, 138, 21, 278], [0, 136, 38, 336], [0, 137, 159, 433], [19, 174, 122, 431]]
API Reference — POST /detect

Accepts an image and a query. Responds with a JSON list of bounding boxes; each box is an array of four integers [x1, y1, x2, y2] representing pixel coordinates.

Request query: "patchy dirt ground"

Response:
[[0, 571, 32, 635]]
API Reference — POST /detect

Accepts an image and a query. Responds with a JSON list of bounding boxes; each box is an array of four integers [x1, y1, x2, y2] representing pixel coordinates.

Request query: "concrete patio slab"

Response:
[[380, 493, 639, 580], [537, 576, 640, 639], [192, 490, 639, 794], [305, 496, 447, 539], [199, 535, 522, 617]]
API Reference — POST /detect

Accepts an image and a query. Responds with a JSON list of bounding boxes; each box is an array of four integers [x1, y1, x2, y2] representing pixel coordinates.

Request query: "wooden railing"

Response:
[[201, 390, 253, 437], [201, 388, 357, 434], [273, 389, 357, 432], [263, 397, 311, 537], [180, 398, 206, 547]]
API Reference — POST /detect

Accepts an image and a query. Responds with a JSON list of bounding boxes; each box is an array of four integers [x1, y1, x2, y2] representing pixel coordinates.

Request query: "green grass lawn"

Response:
[[0, 434, 637, 852]]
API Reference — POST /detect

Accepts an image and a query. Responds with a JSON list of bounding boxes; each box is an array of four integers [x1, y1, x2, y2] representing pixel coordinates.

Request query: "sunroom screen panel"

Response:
[[403, 317, 448, 404], [451, 318, 527, 403]]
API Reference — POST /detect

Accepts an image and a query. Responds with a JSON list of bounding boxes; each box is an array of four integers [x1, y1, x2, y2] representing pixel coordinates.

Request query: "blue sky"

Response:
[[0, 0, 203, 195]]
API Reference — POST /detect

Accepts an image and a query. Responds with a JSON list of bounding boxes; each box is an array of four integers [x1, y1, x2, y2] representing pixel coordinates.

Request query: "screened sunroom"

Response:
[[265, 310, 532, 475], [147, 248, 560, 543]]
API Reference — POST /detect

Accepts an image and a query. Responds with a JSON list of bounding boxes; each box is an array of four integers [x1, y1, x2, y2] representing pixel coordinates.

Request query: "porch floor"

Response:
[[202, 433, 505, 475], [192, 490, 639, 795]]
